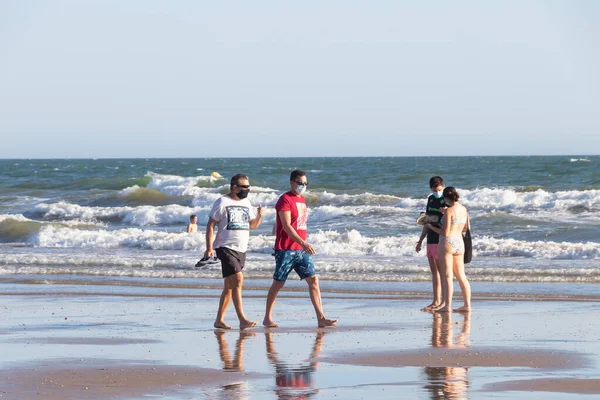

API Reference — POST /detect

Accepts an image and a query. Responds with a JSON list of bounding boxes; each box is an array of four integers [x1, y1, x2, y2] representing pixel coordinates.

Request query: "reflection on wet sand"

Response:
[[213, 329, 326, 400], [215, 330, 256, 399], [423, 312, 471, 400], [266, 329, 327, 399]]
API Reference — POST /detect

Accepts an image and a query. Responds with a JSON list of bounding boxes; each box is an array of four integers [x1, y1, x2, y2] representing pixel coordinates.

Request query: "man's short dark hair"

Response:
[[230, 174, 249, 190], [290, 169, 306, 182], [429, 176, 444, 189]]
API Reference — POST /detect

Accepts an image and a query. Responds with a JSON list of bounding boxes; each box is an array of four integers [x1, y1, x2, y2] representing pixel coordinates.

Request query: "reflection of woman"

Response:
[[426, 187, 471, 312], [423, 312, 471, 399], [265, 330, 325, 399]]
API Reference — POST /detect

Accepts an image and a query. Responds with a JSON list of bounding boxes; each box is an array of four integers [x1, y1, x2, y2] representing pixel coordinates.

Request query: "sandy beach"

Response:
[[1, 281, 599, 399]]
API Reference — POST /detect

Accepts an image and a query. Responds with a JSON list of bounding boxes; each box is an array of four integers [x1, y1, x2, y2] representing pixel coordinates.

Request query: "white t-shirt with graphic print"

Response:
[[209, 195, 256, 253]]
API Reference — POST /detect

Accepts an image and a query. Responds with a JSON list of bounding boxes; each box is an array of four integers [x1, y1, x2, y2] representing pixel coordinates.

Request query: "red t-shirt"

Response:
[[274, 191, 308, 250]]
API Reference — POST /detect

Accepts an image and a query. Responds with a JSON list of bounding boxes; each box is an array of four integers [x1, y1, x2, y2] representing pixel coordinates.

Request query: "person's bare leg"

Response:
[[263, 279, 285, 327], [436, 252, 455, 313], [214, 278, 233, 329], [306, 275, 338, 327], [431, 249, 448, 311], [422, 256, 442, 311], [228, 272, 257, 329], [452, 256, 471, 312]]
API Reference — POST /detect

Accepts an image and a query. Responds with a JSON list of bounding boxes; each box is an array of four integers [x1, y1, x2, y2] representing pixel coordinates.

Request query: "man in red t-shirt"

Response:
[[263, 169, 338, 328]]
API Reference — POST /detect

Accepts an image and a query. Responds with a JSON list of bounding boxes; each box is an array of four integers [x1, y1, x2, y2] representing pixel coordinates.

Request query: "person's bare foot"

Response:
[[262, 318, 279, 328], [421, 302, 440, 311], [239, 320, 258, 330], [435, 306, 451, 313], [430, 303, 446, 311], [214, 321, 233, 329], [453, 306, 471, 313], [318, 317, 338, 328]]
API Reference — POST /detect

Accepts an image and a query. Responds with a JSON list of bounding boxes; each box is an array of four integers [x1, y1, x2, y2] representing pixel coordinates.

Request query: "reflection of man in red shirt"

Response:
[[266, 329, 327, 399], [263, 169, 338, 328]]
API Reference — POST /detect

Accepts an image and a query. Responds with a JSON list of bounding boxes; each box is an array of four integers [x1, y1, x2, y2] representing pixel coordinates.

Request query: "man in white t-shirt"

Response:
[[204, 174, 264, 329]]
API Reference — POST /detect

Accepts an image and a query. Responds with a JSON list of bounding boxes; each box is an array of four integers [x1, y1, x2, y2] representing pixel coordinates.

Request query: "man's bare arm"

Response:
[[204, 218, 217, 258]]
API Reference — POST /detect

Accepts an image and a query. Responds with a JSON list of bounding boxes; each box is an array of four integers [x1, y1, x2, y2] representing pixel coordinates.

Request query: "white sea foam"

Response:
[[26, 224, 600, 260], [0, 213, 106, 228], [34, 202, 212, 226], [1, 251, 598, 283], [311, 188, 599, 221], [475, 236, 600, 259], [117, 173, 600, 218], [458, 188, 600, 213], [145, 171, 218, 197], [307, 229, 415, 256], [25, 187, 600, 236], [307, 230, 600, 260], [119, 172, 280, 208], [570, 158, 591, 162], [33, 226, 206, 250], [0, 214, 30, 223], [0, 214, 107, 241]]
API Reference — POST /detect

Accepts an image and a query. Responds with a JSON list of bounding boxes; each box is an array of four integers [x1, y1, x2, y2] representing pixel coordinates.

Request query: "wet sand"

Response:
[[1, 283, 599, 399]]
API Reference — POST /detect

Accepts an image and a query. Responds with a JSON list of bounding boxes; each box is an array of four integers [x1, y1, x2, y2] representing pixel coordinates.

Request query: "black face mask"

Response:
[[237, 189, 250, 199]]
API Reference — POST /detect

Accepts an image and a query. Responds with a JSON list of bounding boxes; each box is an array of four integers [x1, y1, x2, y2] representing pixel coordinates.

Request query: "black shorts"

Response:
[[215, 247, 246, 278]]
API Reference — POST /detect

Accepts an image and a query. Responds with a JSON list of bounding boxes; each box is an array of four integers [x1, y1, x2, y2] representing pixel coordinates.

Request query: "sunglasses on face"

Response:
[[236, 184, 251, 189], [294, 181, 308, 186]]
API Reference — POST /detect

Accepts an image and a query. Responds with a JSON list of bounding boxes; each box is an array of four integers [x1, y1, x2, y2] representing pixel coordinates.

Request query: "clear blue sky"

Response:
[[1, 1, 599, 158]]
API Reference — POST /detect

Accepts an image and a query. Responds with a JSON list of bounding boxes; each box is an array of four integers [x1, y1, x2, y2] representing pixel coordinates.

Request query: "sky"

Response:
[[1, 0, 599, 158]]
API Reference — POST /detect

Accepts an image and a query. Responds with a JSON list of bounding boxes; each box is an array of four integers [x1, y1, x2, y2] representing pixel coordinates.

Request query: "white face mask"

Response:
[[432, 190, 443, 199], [294, 184, 307, 195]]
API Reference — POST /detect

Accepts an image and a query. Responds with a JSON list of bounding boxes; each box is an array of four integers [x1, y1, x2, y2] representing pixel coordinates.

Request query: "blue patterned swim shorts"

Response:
[[273, 250, 316, 282]]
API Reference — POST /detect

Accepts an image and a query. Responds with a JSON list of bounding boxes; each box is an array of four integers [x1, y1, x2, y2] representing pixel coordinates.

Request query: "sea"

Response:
[[1, 156, 599, 298]]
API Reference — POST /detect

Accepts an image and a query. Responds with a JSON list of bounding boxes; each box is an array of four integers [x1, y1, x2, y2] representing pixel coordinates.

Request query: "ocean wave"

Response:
[[22, 224, 600, 260], [32, 202, 213, 226], [0, 253, 192, 270], [118, 186, 187, 206], [0, 214, 105, 242], [309, 205, 404, 222], [312, 191, 402, 206], [118, 172, 280, 208], [305, 188, 600, 217], [570, 158, 591, 162], [33, 226, 206, 250], [308, 230, 599, 260], [458, 188, 600, 213], [72, 170, 600, 216], [144, 171, 221, 196], [1, 253, 599, 283], [475, 236, 600, 259]]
